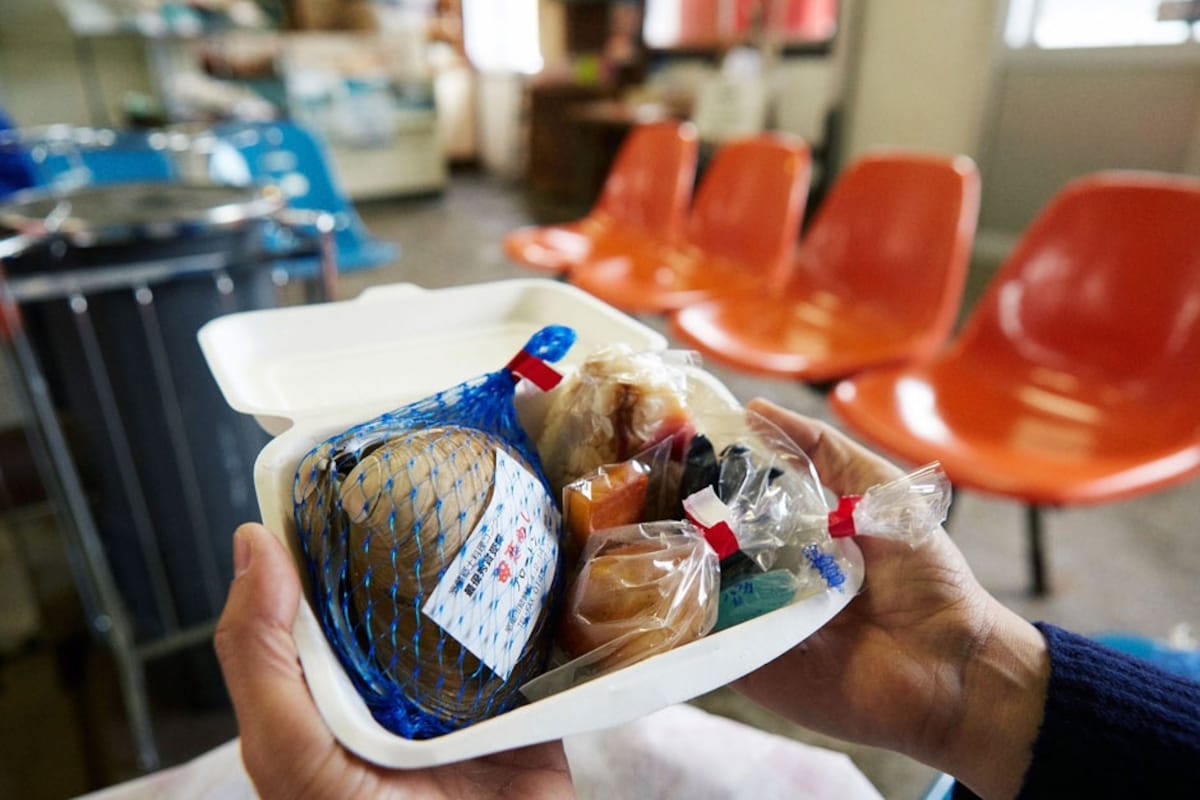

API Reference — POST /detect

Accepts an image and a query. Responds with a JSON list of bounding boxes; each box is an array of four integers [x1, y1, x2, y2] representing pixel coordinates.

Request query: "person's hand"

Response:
[[738, 400, 1049, 799], [214, 522, 575, 800]]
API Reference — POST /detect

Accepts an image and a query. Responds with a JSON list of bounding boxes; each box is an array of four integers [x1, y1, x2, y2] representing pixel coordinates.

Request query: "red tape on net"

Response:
[[506, 350, 564, 391]]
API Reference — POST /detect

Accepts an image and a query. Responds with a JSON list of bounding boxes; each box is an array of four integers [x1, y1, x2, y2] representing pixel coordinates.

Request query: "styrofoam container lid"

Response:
[[198, 278, 862, 768]]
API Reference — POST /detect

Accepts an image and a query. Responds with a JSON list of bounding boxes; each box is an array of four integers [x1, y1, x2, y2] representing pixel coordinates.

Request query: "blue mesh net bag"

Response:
[[292, 325, 576, 739]]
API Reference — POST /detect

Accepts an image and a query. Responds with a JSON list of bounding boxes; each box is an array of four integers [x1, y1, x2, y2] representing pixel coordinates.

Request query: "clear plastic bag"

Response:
[[536, 345, 697, 494], [837, 463, 952, 546], [560, 437, 681, 563], [679, 411, 829, 573], [563, 457, 652, 561], [678, 410, 952, 630], [521, 521, 719, 701], [292, 325, 575, 739]]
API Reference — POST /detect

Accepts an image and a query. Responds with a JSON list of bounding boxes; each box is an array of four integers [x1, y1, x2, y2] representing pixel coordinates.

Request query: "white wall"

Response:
[[772, 58, 837, 144], [0, 0, 151, 128], [979, 47, 1200, 233], [840, 0, 1000, 164], [537, 0, 568, 73], [838, 0, 1200, 250], [1188, 101, 1200, 175], [476, 72, 525, 177]]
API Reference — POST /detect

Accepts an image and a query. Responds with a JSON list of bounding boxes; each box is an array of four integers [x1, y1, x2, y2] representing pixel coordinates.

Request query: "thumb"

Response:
[[214, 523, 335, 790]]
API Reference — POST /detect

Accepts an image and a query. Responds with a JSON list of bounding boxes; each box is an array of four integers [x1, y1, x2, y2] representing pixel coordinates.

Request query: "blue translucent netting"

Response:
[[292, 325, 575, 739]]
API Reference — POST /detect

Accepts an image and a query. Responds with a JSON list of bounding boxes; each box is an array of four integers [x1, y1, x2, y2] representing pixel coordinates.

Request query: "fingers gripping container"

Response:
[[198, 279, 866, 768]]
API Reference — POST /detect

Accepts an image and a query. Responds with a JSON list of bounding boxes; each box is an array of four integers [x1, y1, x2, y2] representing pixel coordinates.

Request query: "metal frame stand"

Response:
[[0, 191, 337, 771], [942, 485, 958, 535], [1, 320, 157, 769], [929, 484, 1050, 596], [1027, 504, 1049, 597], [0, 258, 332, 771], [0, 261, 243, 771]]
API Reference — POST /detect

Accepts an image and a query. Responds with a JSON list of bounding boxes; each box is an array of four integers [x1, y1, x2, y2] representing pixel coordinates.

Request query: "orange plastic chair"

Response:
[[830, 171, 1200, 594], [569, 134, 811, 313], [503, 120, 699, 275], [670, 151, 980, 382]]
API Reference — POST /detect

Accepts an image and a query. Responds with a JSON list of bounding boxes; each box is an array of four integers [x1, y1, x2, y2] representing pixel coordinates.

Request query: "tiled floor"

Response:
[[1, 170, 1196, 799]]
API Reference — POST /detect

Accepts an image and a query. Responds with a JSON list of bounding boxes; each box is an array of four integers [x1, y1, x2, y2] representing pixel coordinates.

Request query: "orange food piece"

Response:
[[558, 536, 714, 667], [564, 461, 650, 558]]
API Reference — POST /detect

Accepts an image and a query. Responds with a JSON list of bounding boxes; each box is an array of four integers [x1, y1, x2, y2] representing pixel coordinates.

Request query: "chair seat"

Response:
[[503, 215, 636, 274], [831, 360, 1200, 506], [831, 170, 1200, 595], [504, 224, 593, 273], [571, 245, 762, 313], [337, 238, 400, 272], [672, 290, 927, 382], [667, 151, 978, 378], [570, 134, 810, 314], [505, 121, 699, 277], [209, 121, 398, 284]]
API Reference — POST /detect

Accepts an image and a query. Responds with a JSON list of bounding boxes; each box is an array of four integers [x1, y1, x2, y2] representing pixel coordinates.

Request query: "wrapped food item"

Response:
[[561, 438, 679, 562], [292, 325, 575, 739], [537, 345, 696, 494], [522, 522, 719, 700], [679, 410, 952, 630], [563, 458, 650, 562], [713, 568, 797, 632], [674, 433, 719, 517], [828, 463, 954, 545], [680, 422, 827, 575]]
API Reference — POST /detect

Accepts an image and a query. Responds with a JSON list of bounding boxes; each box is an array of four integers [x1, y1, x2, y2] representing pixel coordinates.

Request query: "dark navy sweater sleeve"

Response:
[[1019, 622, 1200, 797], [952, 623, 1200, 799]]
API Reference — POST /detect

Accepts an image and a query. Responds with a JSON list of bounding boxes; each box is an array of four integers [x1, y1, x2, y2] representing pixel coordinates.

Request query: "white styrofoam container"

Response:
[[199, 278, 862, 768]]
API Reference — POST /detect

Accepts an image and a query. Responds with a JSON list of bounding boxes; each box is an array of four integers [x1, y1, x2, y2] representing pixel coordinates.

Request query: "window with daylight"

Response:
[[461, 0, 543, 74], [1004, 0, 1200, 49]]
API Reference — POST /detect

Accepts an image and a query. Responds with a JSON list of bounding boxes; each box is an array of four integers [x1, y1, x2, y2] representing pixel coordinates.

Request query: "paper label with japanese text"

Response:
[[422, 449, 559, 680]]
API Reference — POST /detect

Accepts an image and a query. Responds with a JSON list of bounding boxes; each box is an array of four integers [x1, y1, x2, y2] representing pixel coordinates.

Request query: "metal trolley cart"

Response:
[[0, 182, 334, 769]]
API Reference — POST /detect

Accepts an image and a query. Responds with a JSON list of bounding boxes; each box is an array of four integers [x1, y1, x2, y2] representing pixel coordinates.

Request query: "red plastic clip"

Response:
[[828, 495, 862, 538], [683, 487, 740, 560], [506, 350, 564, 391]]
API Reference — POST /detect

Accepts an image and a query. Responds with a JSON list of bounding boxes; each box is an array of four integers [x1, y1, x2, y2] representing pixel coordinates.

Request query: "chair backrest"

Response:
[[592, 120, 698, 243], [211, 121, 350, 215], [27, 130, 176, 190], [685, 134, 811, 281], [792, 151, 980, 340], [954, 172, 1200, 393], [209, 121, 395, 270]]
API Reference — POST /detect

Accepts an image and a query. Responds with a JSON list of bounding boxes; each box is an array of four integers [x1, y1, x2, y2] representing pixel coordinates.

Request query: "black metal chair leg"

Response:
[[943, 484, 959, 535], [1027, 504, 1049, 596]]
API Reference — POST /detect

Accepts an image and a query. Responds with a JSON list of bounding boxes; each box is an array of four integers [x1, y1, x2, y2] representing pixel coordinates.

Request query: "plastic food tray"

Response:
[[199, 278, 863, 768]]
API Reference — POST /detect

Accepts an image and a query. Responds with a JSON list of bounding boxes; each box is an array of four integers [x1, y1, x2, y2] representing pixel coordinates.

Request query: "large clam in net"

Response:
[[292, 325, 575, 738]]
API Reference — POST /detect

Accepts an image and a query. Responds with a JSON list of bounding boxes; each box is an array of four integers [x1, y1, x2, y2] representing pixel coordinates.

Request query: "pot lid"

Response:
[[0, 182, 284, 246]]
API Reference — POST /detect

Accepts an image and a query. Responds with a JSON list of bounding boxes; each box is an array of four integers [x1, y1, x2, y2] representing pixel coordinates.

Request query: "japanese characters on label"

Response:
[[423, 449, 559, 680]]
